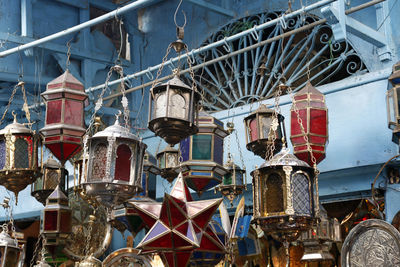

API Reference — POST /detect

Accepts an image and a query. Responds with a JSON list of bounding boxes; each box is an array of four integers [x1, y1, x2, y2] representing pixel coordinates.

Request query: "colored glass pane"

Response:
[[292, 173, 311, 215], [44, 169, 59, 190], [46, 100, 62, 124], [249, 119, 258, 141], [223, 172, 233, 185], [145, 221, 168, 242], [91, 143, 107, 181], [14, 138, 29, 168], [213, 136, 223, 164], [192, 135, 212, 160], [265, 172, 284, 213], [158, 153, 165, 169], [44, 210, 58, 231], [60, 210, 71, 233], [180, 137, 190, 162], [260, 116, 272, 140], [235, 171, 244, 185], [0, 140, 5, 169], [4, 248, 19, 267], [310, 109, 327, 137], [64, 100, 82, 126], [291, 109, 308, 138], [114, 144, 132, 182]]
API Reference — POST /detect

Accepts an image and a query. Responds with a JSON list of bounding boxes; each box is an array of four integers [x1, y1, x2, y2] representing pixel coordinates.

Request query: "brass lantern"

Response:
[[40, 70, 87, 165], [157, 144, 179, 183], [31, 156, 68, 205], [148, 72, 200, 145], [179, 110, 228, 195], [244, 104, 286, 159], [215, 154, 246, 204], [387, 61, 400, 143], [81, 117, 147, 208], [41, 185, 72, 257], [251, 149, 316, 242], [0, 228, 22, 267], [0, 114, 40, 202], [299, 205, 341, 263]]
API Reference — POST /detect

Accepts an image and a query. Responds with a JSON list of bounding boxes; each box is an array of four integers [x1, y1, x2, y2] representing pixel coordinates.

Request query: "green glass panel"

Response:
[[192, 135, 212, 160], [159, 154, 165, 169], [223, 172, 233, 185]]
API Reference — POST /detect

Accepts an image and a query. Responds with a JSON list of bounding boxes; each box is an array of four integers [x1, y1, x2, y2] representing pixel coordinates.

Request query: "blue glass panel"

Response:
[[148, 173, 157, 199], [192, 135, 212, 160], [0, 140, 5, 169], [213, 136, 223, 165], [180, 137, 190, 162]]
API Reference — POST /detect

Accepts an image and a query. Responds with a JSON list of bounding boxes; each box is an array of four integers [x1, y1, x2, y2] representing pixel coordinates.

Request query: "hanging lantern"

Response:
[[148, 72, 200, 145], [31, 156, 68, 205], [290, 82, 328, 166], [0, 228, 22, 267], [157, 144, 179, 183], [81, 116, 146, 208], [387, 61, 400, 143], [40, 70, 88, 165], [40, 185, 72, 257], [179, 110, 228, 196], [215, 154, 246, 204], [299, 205, 341, 263], [0, 114, 40, 202], [244, 104, 286, 159], [251, 149, 316, 242]]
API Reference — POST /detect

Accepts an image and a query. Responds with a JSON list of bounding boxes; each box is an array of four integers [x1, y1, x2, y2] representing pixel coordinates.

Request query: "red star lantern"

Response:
[[130, 173, 223, 267]]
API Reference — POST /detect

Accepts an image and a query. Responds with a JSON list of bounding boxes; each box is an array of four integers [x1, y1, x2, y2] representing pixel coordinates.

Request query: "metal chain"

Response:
[[29, 235, 42, 267], [66, 40, 72, 70], [234, 127, 247, 187], [150, 44, 173, 98], [84, 209, 96, 258], [0, 84, 19, 126], [184, 45, 204, 106], [20, 81, 32, 130], [265, 84, 284, 161], [113, 65, 130, 128]]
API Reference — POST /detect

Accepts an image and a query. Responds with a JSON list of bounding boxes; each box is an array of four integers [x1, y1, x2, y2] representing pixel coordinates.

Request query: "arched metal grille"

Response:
[[186, 12, 367, 111]]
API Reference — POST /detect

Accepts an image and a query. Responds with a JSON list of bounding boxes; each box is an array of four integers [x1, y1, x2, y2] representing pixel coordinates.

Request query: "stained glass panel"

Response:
[[249, 119, 258, 141], [64, 99, 83, 126], [265, 172, 284, 213], [192, 135, 212, 160], [14, 138, 29, 168], [180, 137, 190, 162], [46, 100, 62, 124], [292, 173, 311, 215], [114, 144, 132, 182], [44, 210, 58, 231], [91, 143, 107, 181], [213, 136, 223, 164], [0, 140, 5, 169]]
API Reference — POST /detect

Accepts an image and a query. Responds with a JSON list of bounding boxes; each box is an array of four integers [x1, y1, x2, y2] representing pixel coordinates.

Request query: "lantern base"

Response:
[[293, 145, 326, 166], [300, 243, 335, 262], [246, 139, 283, 159], [0, 169, 41, 203], [148, 117, 198, 145], [160, 168, 179, 183], [81, 182, 142, 208]]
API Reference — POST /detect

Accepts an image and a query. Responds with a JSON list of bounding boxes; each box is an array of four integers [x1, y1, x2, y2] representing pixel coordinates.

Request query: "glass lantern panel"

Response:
[[148, 173, 157, 199], [213, 136, 223, 165], [169, 93, 187, 119], [44, 210, 58, 231], [44, 169, 59, 190], [310, 109, 327, 137], [114, 144, 132, 182], [155, 92, 167, 118], [14, 138, 29, 168], [91, 143, 107, 181], [64, 99, 83, 126], [0, 140, 5, 169], [291, 109, 308, 137], [223, 172, 233, 185], [180, 137, 190, 162], [260, 116, 273, 140], [33, 177, 43, 191], [166, 153, 177, 168], [158, 153, 165, 169], [291, 173, 311, 215], [60, 210, 71, 233], [0, 247, 4, 265], [4, 247, 19, 267], [249, 119, 258, 142], [46, 100, 62, 124], [192, 135, 212, 160], [235, 171, 244, 186], [265, 172, 284, 213]]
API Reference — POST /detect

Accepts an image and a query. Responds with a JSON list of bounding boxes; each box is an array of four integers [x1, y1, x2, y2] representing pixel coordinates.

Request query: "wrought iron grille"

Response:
[[185, 12, 367, 111]]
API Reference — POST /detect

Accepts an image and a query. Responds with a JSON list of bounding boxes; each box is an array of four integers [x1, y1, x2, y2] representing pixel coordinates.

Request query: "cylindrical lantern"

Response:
[[244, 104, 286, 159], [387, 61, 400, 144], [81, 117, 147, 208], [157, 145, 179, 183], [40, 70, 87, 165], [251, 149, 316, 242], [148, 73, 200, 145], [215, 155, 246, 204], [31, 156, 68, 205], [290, 82, 328, 166], [0, 228, 22, 267], [41, 185, 72, 257], [179, 110, 228, 196], [0, 115, 40, 202]]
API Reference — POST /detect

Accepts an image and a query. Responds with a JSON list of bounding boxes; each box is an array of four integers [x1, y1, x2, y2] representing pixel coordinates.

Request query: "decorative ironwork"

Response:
[[186, 12, 367, 111]]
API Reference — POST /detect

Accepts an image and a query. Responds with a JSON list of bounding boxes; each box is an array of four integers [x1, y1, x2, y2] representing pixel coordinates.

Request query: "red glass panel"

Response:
[[163, 252, 175, 267], [146, 232, 172, 248], [46, 100, 62, 124], [45, 92, 63, 100], [176, 251, 192, 267], [310, 109, 327, 136], [44, 210, 58, 231], [64, 136, 82, 143], [172, 232, 192, 248], [249, 119, 258, 141], [64, 100, 83, 126], [169, 199, 187, 228], [200, 232, 222, 251], [45, 136, 61, 142], [60, 210, 71, 233], [192, 205, 217, 230], [114, 144, 131, 182], [294, 94, 308, 101], [46, 143, 81, 163]]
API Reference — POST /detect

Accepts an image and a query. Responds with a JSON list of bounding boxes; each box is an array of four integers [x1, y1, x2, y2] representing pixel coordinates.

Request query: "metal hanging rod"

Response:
[[0, 0, 161, 58]]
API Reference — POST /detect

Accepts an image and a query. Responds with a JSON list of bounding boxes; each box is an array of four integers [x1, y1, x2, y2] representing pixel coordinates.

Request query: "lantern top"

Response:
[[92, 117, 141, 142], [43, 156, 62, 169], [259, 149, 311, 169], [224, 156, 242, 172], [152, 74, 192, 94], [198, 109, 229, 137], [389, 61, 400, 85], [0, 114, 32, 134], [0, 229, 18, 248], [244, 104, 281, 121], [46, 69, 84, 91], [45, 185, 69, 207]]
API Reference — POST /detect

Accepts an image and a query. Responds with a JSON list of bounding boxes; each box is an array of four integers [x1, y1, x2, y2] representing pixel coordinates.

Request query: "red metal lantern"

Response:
[[290, 82, 328, 166], [40, 70, 87, 165]]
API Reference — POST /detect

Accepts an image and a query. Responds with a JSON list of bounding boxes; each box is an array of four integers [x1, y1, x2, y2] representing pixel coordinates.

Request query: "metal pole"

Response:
[[0, 0, 160, 58], [86, 0, 336, 94]]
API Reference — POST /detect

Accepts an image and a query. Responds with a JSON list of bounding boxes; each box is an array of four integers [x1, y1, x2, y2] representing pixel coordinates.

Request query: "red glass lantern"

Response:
[[290, 82, 328, 166], [40, 70, 87, 165]]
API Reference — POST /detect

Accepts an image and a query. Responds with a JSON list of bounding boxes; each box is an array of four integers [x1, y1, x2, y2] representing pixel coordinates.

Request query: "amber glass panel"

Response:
[[44, 210, 58, 231], [192, 135, 212, 160], [265, 172, 284, 213], [249, 119, 258, 141], [46, 100, 62, 124], [60, 210, 71, 233], [64, 99, 83, 126], [14, 138, 29, 168], [114, 144, 132, 182], [4, 248, 19, 267], [91, 143, 107, 181]]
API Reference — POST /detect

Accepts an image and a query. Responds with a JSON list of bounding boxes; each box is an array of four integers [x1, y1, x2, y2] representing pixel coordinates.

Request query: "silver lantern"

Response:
[[0, 227, 23, 267]]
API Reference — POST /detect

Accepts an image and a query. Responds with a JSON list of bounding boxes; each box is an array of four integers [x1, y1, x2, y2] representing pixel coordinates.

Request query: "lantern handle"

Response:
[[174, 0, 187, 29]]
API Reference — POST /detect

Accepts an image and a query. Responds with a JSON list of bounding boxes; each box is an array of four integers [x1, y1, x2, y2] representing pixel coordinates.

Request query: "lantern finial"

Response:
[[11, 110, 17, 123]]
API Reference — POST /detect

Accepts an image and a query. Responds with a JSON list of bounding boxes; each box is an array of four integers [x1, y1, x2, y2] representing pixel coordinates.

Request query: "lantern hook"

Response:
[[114, 110, 122, 125], [11, 111, 17, 123], [174, 0, 187, 30]]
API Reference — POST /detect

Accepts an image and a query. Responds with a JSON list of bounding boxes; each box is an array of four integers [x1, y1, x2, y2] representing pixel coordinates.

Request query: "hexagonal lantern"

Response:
[[81, 117, 147, 208], [157, 144, 179, 183], [40, 70, 87, 165], [179, 110, 228, 196], [40, 185, 72, 257], [290, 82, 328, 166], [0, 228, 22, 267], [0, 114, 40, 203], [31, 156, 68, 205], [251, 149, 316, 242], [387, 61, 400, 143], [148, 73, 201, 145], [215, 154, 246, 204], [244, 104, 286, 159]]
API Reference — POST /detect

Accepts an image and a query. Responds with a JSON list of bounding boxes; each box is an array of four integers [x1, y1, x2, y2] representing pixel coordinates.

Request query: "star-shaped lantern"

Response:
[[130, 173, 223, 267]]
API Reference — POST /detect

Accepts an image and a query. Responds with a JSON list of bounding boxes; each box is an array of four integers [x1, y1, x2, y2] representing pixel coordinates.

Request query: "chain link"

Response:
[[29, 235, 43, 267], [113, 66, 130, 128], [66, 40, 72, 70], [265, 84, 284, 161], [20, 81, 32, 130], [84, 208, 96, 258], [150, 44, 173, 99], [184, 45, 204, 106]]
